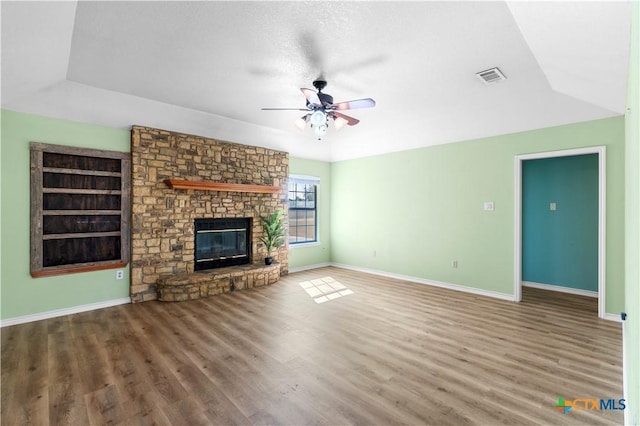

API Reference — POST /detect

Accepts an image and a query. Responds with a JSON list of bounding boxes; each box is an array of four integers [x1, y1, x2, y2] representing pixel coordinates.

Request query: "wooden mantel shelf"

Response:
[[164, 179, 279, 194]]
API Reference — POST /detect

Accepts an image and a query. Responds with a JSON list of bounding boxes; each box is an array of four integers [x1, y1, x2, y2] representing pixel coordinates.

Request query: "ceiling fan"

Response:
[[262, 79, 376, 140]]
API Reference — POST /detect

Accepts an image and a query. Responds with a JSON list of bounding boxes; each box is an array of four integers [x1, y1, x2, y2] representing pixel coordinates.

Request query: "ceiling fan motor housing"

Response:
[[306, 92, 334, 108], [310, 80, 334, 108], [318, 92, 333, 107]]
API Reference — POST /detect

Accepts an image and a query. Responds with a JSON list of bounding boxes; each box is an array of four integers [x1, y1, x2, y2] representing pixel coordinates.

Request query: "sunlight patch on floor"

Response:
[[299, 276, 354, 304]]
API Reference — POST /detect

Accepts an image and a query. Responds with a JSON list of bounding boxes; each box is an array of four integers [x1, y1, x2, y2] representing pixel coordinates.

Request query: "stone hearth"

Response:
[[156, 263, 280, 302], [130, 126, 289, 302]]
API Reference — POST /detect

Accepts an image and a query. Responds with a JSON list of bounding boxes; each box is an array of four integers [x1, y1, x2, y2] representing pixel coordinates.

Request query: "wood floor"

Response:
[[1, 267, 623, 425]]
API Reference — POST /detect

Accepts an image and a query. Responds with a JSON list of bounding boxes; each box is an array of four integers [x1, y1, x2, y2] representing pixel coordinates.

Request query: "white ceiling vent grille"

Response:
[[476, 67, 506, 85]]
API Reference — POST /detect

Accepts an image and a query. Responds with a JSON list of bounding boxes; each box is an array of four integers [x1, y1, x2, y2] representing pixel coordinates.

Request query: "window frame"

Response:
[[30, 142, 131, 277], [288, 175, 319, 245]]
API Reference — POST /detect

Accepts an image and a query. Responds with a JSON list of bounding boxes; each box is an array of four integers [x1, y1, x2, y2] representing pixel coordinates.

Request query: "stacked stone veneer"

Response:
[[130, 126, 289, 302], [156, 263, 281, 302]]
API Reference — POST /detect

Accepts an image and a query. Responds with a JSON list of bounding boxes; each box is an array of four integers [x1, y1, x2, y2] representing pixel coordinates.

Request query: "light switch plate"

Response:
[[550, 202, 557, 211]]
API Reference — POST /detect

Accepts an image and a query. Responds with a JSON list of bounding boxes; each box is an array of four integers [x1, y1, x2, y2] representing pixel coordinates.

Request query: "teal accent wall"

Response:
[[624, 0, 639, 423], [522, 155, 599, 291], [288, 157, 331, 270], [331, 116, 625, 314], [1, 110, 131, 321]]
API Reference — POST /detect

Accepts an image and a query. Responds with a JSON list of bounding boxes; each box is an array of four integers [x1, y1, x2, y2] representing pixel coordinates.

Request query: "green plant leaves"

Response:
[[259, 209, 286, 254]]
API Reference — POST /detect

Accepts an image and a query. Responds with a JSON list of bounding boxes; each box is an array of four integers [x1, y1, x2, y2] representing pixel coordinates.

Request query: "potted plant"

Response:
[[259, 209, 286, 265]]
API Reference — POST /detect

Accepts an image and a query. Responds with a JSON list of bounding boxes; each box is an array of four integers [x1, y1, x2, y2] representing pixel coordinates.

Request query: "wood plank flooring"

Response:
[[1, 267, 623, 425]]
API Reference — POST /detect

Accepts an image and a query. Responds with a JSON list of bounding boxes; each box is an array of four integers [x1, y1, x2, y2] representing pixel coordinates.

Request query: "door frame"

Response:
[[514, 146, 606, 318]]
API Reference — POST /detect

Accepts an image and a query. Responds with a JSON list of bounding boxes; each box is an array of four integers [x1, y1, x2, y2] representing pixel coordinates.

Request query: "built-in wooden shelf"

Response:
[[31, 261, 128, 278], [30, 142, 131, 278], [164, 179, 279, 194]]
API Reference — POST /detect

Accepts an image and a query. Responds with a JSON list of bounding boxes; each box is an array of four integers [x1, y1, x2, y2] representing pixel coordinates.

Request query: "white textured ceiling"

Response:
[[1, 1, 632, 161]]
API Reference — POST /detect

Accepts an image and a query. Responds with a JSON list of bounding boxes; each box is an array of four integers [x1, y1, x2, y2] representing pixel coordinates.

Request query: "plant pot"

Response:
[[264, 256, 273, 265]]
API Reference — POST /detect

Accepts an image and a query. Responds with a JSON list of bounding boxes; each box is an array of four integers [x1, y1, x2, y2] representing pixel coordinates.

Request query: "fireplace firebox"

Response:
[[194, 218, 251, 270]]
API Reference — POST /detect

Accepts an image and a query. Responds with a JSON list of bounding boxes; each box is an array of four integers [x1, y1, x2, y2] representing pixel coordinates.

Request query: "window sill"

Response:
[[289, 242, 321, 249]]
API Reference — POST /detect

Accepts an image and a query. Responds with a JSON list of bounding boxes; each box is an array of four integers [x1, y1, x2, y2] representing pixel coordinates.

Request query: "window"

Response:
[[288, 175, 319, 244], [30, 142, 131, 277]]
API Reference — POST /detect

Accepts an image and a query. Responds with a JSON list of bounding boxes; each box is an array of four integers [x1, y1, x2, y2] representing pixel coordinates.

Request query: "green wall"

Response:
[[624, 1, 639, 423], [0, 113, 628, 321], [1, 110, 131, 321], [331, 116, 625, 314], [1, 87, 636, 414], [288, 157, 331, 270], [522, 155, 599, 291]]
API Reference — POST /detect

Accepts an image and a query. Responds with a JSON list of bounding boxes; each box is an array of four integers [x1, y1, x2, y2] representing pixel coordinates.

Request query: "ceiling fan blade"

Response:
[[262, 107, 310, 111], [332, 98, 376, 111], [301, 88, 322, 108], [331, 112, 360, 126]]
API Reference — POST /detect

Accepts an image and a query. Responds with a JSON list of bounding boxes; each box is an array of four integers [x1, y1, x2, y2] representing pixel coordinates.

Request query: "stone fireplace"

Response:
[[130, 126, 289, 302]]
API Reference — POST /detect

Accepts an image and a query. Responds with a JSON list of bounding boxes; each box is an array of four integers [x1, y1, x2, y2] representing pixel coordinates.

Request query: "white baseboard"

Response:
[[3, 271, 617, 326], [275, 264, 624, 321], [0, 297, 131, 327], [603, 313, 623, 323], [522, 281, 598, 298], [330, 263, 516, 302], [288, 262, 332, 273]]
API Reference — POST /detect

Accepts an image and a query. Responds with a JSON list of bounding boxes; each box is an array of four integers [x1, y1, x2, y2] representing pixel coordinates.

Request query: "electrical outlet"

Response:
[[452, 260, 458, 268], [550, 202, 557, 211], [483, 201, 494, 211], [116, 270, 124, 280]]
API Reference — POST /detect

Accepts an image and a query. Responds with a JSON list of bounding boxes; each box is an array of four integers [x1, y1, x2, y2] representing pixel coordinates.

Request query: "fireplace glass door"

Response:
[[194, 218, 251, 270]]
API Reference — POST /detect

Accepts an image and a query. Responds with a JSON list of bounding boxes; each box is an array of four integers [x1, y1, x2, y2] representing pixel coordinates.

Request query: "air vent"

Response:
[[476, 67, 506, 85]]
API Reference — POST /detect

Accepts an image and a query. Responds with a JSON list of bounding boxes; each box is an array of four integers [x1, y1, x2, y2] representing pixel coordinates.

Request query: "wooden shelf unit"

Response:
[[164, 179, 279, 194], [30, 143, 131, 277]]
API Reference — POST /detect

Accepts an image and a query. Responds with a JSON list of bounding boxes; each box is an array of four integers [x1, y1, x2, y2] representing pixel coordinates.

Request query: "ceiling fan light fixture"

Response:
[[263, 80, 376, 140], [294, 116, 307, 131], [333, 116, 348, 131], [314, 124, 327, 140], [310, 110, 326, 126]]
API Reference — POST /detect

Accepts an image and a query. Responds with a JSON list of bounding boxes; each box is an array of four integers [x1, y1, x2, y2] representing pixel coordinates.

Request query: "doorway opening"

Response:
[[514, 146, 606, 318]]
